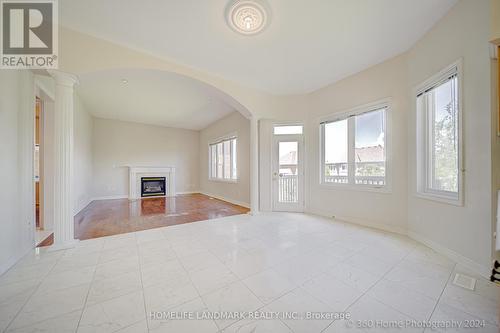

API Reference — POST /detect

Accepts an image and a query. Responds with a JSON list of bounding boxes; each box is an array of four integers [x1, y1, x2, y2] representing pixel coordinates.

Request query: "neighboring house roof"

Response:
[[280, 151, 297, 165], [285, 145, 384, 165], [355, 145, 384, 162]]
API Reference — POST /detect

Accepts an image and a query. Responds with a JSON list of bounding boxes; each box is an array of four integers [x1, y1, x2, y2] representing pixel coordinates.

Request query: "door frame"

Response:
[[271, 132, 305, 212], [35, 97, 44, 230], [34, 77, 55, 243]]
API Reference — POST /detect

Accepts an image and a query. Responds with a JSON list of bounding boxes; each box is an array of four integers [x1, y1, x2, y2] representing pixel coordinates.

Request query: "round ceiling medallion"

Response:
[[226, 0, 270, 35]]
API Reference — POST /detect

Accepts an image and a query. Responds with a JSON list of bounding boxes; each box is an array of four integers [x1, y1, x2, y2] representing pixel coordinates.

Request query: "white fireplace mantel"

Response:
[[128, 166, 176, 200]]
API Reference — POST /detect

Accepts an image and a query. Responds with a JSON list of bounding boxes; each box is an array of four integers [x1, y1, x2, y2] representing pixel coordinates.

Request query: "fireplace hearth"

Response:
[[141, 177, 166, 197]]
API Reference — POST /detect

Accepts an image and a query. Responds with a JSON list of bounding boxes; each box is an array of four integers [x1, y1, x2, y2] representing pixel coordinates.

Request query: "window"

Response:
[[209, 136, 237, 181], [323, 119, 348, 184], [416, 63, 461, 204], [274, 125, 303, 135], [321, 105, 387, 188]]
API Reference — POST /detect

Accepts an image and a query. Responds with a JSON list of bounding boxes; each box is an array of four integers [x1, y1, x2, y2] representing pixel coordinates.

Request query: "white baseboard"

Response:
[[200, 191, 250, 209], [306, 208, 407, 236], [73, 195, 127, 217], [308, 208, 490, 278], [91, 195, 128, 201], [176, 191, 201, 195], [408, 230, 491, 279], [91, 192, 199, 201]]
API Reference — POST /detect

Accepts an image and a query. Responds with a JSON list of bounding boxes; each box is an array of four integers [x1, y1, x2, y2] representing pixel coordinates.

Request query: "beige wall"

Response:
[[92, 118, 200, 199], [492, 0, 500, 255], [407, 0, 492, 272], [1, 0, 494, 279], [0, 70, 35, 274], [300, 0, 494, 275], [490, 0, 500, 255], [492, 57, 500, 255], [258, 119, 274, 212], [58, 27, 308, 122], [73, 94, 94, 214], [199, 112, 250, 207], [492, 0, 500, 42], [305, 54, 409, 234]]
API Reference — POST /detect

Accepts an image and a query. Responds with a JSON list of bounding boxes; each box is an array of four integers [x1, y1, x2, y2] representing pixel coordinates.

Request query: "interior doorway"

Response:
[[34, 92, 54, 247], [35, 97, 43, 230]]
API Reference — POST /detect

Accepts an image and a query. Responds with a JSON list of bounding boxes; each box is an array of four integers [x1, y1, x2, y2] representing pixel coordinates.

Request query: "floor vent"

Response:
[[452, 273, 476, 291]]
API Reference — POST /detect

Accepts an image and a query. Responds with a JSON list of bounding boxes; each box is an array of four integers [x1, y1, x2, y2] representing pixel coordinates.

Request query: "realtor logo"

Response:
[[1, 0, 58, 69]]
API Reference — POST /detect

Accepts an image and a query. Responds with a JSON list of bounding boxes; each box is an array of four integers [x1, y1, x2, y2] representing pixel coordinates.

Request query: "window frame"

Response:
[[319, 99, 391, 193], [208, 133, 238, 183], [415, 59, 463, 206], [273, 124, 304, 135]]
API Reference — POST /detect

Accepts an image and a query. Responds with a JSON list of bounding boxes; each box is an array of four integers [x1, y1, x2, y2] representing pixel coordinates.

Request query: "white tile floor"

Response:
[[0, 213, 498, 333]]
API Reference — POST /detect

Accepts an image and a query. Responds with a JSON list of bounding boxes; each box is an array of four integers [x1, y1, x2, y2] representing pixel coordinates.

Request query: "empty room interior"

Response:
[[1, 0, 500, 332]]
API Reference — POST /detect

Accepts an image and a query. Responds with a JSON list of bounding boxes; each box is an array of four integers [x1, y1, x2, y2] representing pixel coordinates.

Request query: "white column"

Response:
[[250, 116, 260, 215], [48, 70, 79, 249]]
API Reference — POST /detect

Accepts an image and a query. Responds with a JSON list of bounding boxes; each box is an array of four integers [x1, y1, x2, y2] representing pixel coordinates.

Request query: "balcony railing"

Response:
[[354, 176, 385, 186], [324, 162, 385, 186], [324, 175, 349, 184], [278, 175, 298, 203]]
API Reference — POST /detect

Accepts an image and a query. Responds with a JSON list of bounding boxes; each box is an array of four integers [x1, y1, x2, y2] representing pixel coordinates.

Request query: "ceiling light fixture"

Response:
[[121, 79, 128, 84], [226, 0, 270, 36]]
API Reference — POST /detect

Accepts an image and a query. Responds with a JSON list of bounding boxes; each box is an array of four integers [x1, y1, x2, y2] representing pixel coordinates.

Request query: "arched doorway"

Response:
[[45, 68, 260, 244]]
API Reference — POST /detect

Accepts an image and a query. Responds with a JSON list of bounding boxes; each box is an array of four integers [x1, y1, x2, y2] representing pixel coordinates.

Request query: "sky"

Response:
[[434, 77, 456, 123], [325, 109, 385, 163], [322, 77, 456, 165]]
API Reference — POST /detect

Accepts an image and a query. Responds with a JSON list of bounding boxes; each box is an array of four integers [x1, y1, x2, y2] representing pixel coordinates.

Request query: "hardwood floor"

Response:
[[36, 233, 54, 247], [74, 193, 249, 240]]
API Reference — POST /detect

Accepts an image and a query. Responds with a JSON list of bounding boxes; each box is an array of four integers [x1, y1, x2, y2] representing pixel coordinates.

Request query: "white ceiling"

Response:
[[61, 0, 457, 95], [77, 69, 235, 130]]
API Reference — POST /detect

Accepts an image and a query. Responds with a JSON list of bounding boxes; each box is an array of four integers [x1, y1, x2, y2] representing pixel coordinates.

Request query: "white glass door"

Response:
[[272, 135, 304, 212]]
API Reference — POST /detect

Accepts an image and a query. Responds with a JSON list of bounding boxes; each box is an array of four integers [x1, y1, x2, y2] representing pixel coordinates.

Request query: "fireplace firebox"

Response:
[[141, 177, 166, 197]]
